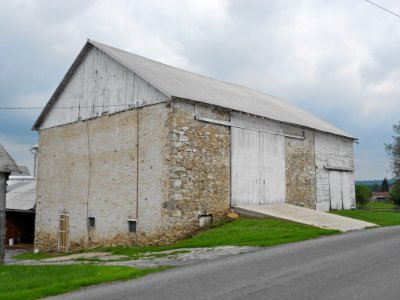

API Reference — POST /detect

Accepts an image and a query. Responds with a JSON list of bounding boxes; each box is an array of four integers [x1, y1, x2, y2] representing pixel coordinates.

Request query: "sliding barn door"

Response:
[[329, 171, 351, 210], [231, 126, 285, 206]]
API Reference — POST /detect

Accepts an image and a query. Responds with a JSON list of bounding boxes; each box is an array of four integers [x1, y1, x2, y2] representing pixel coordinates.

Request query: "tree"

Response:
[[381, 178, 389, 192], [355, 184, 372, 205], [385, 122, 400, 180], [389, 181, 400, 206], [370, 184, 381, 192]]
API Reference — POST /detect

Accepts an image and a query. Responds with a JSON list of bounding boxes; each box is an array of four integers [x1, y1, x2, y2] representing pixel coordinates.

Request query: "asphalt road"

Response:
[[48, 226, 400, 300]]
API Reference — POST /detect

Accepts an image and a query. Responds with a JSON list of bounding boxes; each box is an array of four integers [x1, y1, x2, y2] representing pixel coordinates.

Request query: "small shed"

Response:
[[371, 192, 388, 201], [0, 143, 20, 261], [32, 40, 357, 251], [6, 181, 36, 244]]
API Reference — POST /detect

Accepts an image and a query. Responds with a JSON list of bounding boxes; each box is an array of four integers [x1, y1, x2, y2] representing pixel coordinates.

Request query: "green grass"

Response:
[[333, 210, 400, 226], [175, 218, 338, 247], [332, 201, 400, 226], [6, 218, 338, 299], [359, 201, 397, 210], [13, 218, 338, 261], [11, 251, 67, 260], [96, 218, 338, 259], [0, 265, 164, 300]]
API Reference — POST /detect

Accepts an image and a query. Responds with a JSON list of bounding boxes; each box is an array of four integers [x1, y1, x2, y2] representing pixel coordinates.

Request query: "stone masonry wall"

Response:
[[35, 101, 230, 250], [284, 128, 317, 208], [136, 103, 171, 243], [138, 101, 231, 245], [35, 109, 138, 251]]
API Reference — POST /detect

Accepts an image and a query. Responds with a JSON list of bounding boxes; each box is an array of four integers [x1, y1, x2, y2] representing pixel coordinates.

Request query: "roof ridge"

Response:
[[0, 143, 20, 173], [88, 39, 286, 102], [33, 40, 354, 139]]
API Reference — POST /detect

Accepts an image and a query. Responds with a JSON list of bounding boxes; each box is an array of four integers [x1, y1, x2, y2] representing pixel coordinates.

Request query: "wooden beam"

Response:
[[195, 115, 305, 140], [324, 165, 354, 172]]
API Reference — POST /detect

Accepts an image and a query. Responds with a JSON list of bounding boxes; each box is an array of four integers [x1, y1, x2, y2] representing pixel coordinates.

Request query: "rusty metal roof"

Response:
[[33, 40, 354, 139], [0, 143, 19, 173]]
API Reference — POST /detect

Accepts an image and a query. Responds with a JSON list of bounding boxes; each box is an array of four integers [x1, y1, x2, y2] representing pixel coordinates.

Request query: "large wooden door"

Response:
[[329, 171, 351, 210], [231, 127, 285, 206]]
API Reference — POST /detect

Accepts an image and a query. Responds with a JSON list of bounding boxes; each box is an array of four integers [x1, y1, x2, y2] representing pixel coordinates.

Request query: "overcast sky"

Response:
[[1, 0, 399, 180]]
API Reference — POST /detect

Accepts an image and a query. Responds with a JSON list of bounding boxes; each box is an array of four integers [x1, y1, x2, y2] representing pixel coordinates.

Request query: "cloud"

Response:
[[1, 0, 400, 179]]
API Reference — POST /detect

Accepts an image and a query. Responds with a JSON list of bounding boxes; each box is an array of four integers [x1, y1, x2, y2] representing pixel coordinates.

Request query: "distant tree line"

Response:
[[355, 178, 398, 206]]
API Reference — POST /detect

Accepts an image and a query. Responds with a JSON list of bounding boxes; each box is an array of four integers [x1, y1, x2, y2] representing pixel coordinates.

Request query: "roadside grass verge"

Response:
[[96, 218, 338, 259], [12, 251, 72, 260], [332, 210, 400, 226], [0, 265, 165, 300], [358, 201, 397, 210], [6, 218, 338, 299], [13, 217, 338, 261]]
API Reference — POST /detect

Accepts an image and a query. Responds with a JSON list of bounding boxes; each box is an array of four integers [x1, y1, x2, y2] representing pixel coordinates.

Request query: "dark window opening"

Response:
[[88, 217, 96, 228], [127, 220, 137, 233]]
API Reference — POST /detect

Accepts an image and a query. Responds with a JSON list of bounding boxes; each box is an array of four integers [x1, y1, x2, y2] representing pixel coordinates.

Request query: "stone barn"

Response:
[[32, 40, 356, 251]]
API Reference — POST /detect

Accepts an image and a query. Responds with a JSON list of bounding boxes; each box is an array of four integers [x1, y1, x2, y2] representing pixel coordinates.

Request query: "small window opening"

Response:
[[198, 214, 213, 228], [127, 220, 137, 233], [87, 217, 96, 228]]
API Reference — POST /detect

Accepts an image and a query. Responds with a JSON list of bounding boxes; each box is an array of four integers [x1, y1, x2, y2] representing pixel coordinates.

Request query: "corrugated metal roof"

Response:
[[11, 166, 30, 176], [0, 143, 20, 173], [33, 40, 354, 138], [6, 181, 36, 212]]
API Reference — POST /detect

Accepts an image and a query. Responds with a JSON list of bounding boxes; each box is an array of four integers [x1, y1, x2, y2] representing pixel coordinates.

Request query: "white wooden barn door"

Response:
[[231, 126, 286, 206], [329, 171, 351, 210]]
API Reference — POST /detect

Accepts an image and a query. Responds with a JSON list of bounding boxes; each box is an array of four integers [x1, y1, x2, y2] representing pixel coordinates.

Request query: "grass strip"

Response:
[[13, 218, 338, 261], [333, 210, 400, 226], [97, 218, 338, 259], [363, 202, 397, 210], [0, 265, 164, 300]]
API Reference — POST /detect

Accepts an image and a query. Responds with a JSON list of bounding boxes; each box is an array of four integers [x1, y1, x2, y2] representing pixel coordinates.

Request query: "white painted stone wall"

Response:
[[137, 103, 171, 239], [35, 109, 139, 250]]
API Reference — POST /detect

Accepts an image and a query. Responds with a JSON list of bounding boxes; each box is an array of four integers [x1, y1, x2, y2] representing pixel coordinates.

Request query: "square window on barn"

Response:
[[127, 220, 137, 233], [87, 217, 96, 228]]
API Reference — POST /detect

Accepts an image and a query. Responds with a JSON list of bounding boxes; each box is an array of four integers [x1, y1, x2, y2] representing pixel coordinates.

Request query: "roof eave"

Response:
[[171, 96, 356, 140], [0, 144, 20, 173]]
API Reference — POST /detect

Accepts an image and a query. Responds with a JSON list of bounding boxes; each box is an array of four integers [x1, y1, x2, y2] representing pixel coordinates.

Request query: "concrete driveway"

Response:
[[235, 204, 377, 231]]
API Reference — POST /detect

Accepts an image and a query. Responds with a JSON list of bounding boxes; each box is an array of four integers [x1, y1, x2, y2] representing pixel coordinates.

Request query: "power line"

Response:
[[0, 107, 43, 110], [0, 104, 140, 110], [365, 0, 400, 18]]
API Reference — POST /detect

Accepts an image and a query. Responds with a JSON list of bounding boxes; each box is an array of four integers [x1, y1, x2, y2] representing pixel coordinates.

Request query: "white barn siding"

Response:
[[40, 47, 169, 130], [231, 114, 286, 206], [315, 132, 355, 211]]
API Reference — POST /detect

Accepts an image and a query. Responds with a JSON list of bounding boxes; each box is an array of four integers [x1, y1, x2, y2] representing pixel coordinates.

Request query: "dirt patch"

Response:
[[7, 246, 258, 268]]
